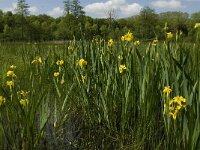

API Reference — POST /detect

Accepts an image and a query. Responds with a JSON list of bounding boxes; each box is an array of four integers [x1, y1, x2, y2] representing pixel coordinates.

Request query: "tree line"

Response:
[[0, 0, 200, 42]]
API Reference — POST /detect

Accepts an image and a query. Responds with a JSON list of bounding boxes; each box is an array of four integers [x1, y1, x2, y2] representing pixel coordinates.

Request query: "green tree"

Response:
[[3, 24, 10, 40], [56, 15, 79, 40], [0, 10, 3, 33], [191, 12, 200, 22], [0, 9, 3, 17], [106, 9, 117, 29], [63, 0, 71, 15], [62, 0, 85, 40], [135, 7, 159, 39], [71, 0, 85, 18], [188, 12, 200, 40], [15, 0, 30, 40], [100, 25, 108, 38], [159, 11, 189, 35], [2, 12, 17, 41]]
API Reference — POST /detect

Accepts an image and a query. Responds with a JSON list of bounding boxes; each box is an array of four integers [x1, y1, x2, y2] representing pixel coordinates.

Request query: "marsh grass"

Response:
[[0, 32, 200, 149]]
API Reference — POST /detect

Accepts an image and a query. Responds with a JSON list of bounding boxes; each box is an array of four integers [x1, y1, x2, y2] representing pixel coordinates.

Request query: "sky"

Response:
[[0, 0, 200, 18]]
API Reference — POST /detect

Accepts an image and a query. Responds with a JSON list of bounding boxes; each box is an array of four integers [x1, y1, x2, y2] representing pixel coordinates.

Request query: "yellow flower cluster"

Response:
[[7, 70, 16, 77], [17, 90, 30, 107], [194, 23, 200, 29], [53, 59, 65, 84], [152, 39, 158, 46], [119, 64, 127, 73], [0, 96, 6, 106], [167, 32, 173, 39], [10, 65, 16, 69], [20, 99, 29, 107], [54, 72, 60, 77], [56, 60, 64, 66], [7, 64, 17, 77], [17, 90, 30, 97], [121, 31, 133, 42], [164, 96, 186, 120], [6, 65, 17, 91], [31, 56, 42, 64], [77, 59, 87, 83], [81, 75, 86, 83], [134, 40, 140, 46], [54, 60, 64, 79], [163, 22, 173, 40], [78, 58, 88, 68], [163, 86, 187, 120], [108, 39, 114, 47], [6, 81, 13, 89], [163, 86, 172, 95]]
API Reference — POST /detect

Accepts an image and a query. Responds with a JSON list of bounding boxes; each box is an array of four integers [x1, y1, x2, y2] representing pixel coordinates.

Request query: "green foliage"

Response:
[[134, 7, 159, 39], [0, 4, 199, 42], [63, 0, 85, 18], [15, 0, 30, 16], [15, 0, 30, 40], [63, 0, 71, 15]]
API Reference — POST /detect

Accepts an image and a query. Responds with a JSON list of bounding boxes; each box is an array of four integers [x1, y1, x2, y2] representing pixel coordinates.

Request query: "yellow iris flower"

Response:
[[119, 65, 127, 73]]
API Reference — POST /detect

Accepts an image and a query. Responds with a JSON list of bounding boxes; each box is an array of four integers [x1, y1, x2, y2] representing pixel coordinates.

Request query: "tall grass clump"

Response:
[[0, 24, 200, 149]]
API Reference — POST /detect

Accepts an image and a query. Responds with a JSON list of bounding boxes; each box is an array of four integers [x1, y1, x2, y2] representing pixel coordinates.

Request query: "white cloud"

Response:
[[29, 6, 38, 15], [84, 0, 142, 18], [3, 3, 38, 15], [47, 7, 64, 18], [3, 2, 17, 13], [151, 0, 183, 9], [122, 3, 143, 16]]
